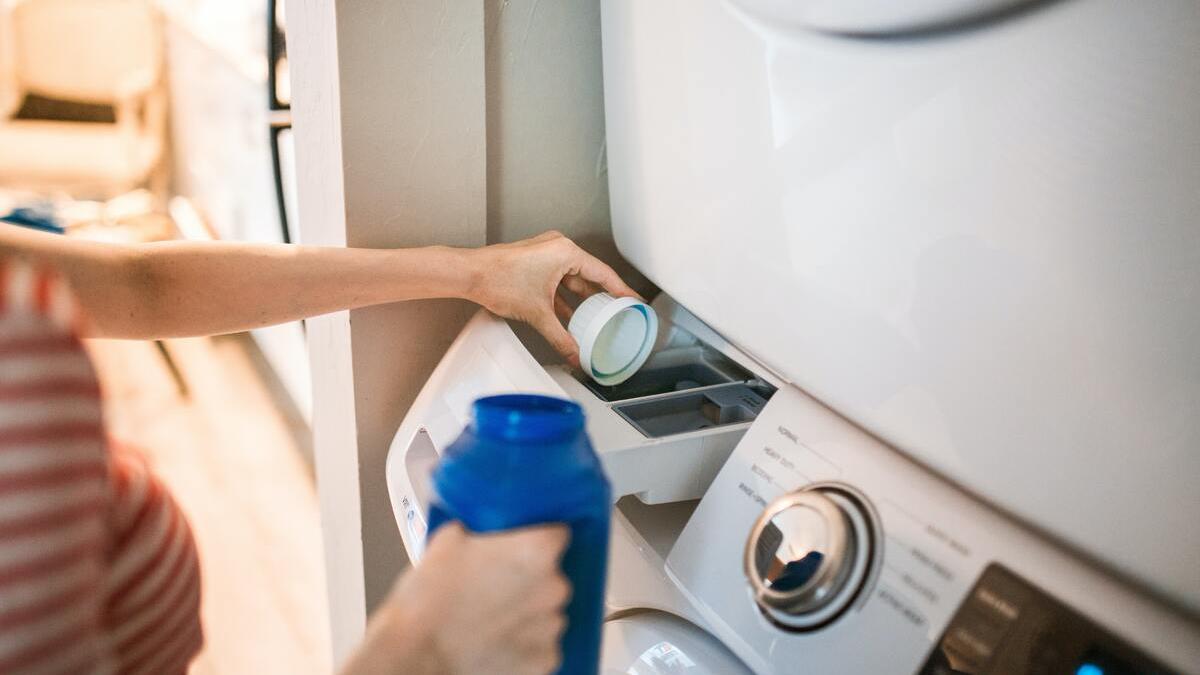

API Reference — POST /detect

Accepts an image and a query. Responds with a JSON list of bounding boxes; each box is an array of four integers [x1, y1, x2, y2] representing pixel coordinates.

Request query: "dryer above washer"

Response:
[[601, 0, 1200, 615]]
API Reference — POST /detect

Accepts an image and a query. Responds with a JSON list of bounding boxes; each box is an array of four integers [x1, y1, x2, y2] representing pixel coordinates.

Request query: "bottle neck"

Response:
[[472, 394, 585, 443]]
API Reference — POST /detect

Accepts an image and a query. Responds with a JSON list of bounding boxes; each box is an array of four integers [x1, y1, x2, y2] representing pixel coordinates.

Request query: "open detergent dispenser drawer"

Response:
[[385, 294, 778, 561]]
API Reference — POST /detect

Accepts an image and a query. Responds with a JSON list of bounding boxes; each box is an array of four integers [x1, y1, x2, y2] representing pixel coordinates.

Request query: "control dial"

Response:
[[744, 485, 876, 630]]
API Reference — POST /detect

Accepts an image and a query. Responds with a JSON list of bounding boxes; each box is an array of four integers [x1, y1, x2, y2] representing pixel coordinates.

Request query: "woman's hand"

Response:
[[342, 522, 572, 675], [466, 231, 641, 367]]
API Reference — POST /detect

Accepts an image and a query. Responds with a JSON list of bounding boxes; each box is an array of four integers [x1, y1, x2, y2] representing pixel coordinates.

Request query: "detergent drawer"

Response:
[[385, 295, 778, 562]]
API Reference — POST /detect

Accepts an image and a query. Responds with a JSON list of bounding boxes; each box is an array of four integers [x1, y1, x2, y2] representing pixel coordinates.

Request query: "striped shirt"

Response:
[[0, 260, 203, 674]]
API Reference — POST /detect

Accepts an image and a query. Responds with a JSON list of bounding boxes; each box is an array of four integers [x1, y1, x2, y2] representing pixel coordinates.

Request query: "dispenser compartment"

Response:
[[532, 302, 778, 500], [615, 383, 769, 438], [581, 345, 754, 402]]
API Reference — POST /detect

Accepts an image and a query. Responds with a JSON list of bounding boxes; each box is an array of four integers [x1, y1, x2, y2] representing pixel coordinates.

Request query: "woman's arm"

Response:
[[0, 225, 638, 363], [0, 224, 477, 337]]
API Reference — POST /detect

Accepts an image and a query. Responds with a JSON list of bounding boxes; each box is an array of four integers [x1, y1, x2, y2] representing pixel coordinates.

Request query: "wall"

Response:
[[288, 0, 360, 663], [291, 0, 487, 663], [336, 0, 487, 620], [291, 0, 641, 664], [484, 0, 649, 291]]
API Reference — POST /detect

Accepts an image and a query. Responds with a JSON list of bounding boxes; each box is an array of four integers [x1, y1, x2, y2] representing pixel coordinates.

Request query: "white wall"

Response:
[[290, 0, 486, 664], [288, 0, 358, 665], [291, 0, 645, 664], [484, 0, 648, 290], [336, 0, 488, 623]]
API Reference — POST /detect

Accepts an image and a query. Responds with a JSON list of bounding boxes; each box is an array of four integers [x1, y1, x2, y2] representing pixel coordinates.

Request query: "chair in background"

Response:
[[0, 2, 18, 120], [0, 0, 167, 200]]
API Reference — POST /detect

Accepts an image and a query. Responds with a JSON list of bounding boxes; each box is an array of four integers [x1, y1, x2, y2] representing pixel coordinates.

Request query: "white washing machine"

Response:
[[387, 0, 1200, 672], [386, 299, 771, 673]]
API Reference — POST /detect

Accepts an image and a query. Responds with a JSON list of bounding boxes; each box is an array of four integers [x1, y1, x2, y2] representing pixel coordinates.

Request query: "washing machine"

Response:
[[387, 0, 1200, 672], [386, 298, 773, 673]]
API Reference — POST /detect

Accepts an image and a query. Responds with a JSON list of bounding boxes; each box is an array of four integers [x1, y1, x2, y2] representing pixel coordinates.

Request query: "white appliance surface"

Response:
[[601, 0, 1200, 612], [383, 305, 1200, 673], [600, 611, 751, 675], [601, 503, 753, 674], [666, 385, 1200, 674]]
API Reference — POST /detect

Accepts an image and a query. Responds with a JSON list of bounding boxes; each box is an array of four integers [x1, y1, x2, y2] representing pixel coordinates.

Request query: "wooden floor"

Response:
[[86, 335, 332, 674]]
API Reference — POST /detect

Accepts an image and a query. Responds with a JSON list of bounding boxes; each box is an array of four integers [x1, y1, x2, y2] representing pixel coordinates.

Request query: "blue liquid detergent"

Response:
[[426, 395, 611, 675]]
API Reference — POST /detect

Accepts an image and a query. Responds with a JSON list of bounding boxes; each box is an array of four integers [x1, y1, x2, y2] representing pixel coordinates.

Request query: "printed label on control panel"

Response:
[[877, 499, 976, 642], [736, 481, 769, 508], [773, 424, 841, 480], [727, 420, 853, 511], [877, 584, 929, 630], [925, 522, 972, 558], [897, 569, 941, 605], [762, 445, 806, 480], [733, 423, 844, 499], [909, 546, 956, 583]]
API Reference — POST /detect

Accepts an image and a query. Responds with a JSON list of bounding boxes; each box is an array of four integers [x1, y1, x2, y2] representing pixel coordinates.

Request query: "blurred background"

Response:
[[0, 0, 329, 671]]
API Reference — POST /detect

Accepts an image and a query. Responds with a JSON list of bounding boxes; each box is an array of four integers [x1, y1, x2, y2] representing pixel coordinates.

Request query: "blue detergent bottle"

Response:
[[426, 394, 611, 675]]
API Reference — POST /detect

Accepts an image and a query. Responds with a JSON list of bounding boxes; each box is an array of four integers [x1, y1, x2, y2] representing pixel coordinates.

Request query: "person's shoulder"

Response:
[[0, 255, 101, 449]]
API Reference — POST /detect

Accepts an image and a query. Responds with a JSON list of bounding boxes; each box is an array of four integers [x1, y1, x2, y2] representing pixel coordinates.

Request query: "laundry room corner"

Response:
[[287, 0, 650, 665]]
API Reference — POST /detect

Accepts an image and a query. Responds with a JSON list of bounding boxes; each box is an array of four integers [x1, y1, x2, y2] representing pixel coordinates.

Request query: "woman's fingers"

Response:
[[533, 312, 580, 368], [487, 523, 571, 571], [473, 231, 641, 370], [530, 230, 565, 243], [561, 274, 601, 300], [554, 291, 574, 324], [573, 250, 642, 300]]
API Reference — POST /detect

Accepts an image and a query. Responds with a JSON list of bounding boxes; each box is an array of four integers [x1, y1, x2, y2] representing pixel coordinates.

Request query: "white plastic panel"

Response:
[[601, 0, 1200, 612], [384, 311, 567, 561]]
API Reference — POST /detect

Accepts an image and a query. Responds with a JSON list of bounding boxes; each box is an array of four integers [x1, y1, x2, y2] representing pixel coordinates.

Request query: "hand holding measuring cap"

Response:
[[465, 230, 643, 368]]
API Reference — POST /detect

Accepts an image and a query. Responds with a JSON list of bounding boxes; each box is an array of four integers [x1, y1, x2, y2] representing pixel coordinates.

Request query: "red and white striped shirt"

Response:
[[0, 260, 202, 674]]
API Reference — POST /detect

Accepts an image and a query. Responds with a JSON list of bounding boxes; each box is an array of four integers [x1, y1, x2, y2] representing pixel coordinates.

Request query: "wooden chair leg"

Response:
[[154, 340, 188, 398], [148, 156, 171, 210]]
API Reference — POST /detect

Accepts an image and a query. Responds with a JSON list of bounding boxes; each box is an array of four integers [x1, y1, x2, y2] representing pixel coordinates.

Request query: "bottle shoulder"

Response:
[[440, 431, 605, 477], [434, 438, 607, 516]]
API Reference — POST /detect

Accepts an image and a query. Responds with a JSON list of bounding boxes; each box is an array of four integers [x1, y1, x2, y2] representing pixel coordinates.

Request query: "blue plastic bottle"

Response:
[[426, 394, 611, 675]]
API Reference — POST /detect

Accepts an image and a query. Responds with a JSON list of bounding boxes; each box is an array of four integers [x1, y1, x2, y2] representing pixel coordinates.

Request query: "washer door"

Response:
[[600, 612, 751, 675]]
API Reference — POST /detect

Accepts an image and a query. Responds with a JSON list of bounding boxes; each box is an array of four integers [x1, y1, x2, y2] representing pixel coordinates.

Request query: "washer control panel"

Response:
[[665, 386, 1199, 674]]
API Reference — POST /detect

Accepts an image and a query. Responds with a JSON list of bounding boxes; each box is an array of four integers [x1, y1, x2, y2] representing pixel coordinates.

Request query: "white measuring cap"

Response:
[[568, 292, 658, 386]]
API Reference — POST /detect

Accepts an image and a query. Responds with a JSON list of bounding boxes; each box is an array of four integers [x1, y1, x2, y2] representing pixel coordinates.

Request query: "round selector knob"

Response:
[[744, 485, 876, 630]]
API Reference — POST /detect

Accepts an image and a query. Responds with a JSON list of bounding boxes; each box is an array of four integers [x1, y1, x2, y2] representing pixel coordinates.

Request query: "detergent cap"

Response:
[[568, 292, 657, 386]]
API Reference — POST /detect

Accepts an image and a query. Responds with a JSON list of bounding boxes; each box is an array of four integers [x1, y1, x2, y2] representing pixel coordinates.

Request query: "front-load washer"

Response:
[[385, 299, 776, 672]]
